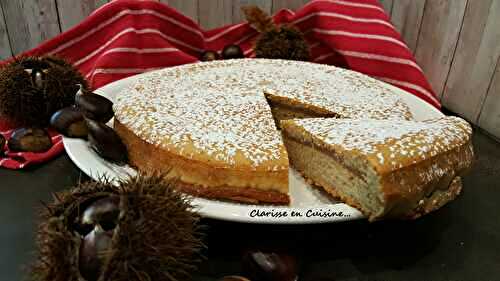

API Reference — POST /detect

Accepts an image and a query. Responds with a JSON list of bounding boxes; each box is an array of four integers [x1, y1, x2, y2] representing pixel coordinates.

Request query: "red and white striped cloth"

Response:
[[0, 0, 439, 169]]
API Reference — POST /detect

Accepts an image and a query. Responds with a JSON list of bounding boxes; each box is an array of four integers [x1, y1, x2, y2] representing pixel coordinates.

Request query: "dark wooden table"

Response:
[[1, 128, 499, 281]]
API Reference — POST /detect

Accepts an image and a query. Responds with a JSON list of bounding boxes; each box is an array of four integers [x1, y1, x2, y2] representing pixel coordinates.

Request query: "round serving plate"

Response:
[[64, 66, 443, 224]]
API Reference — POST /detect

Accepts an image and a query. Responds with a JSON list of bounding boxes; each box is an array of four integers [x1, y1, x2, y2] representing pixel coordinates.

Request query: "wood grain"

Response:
[[478, 57, 500, 139], [233, 0, 272, 23], [272, 0, 309, 14], [0, 0, 61, 55], [198, 0, 232, 29], [390, 0, 426, 53], [414, 0, 468, 100], [0, 3, 12, 60], [161, 0, 199, 23], [56, 0, 108, 32], [442, 0, 500, 123], [378, 0, 393, 14]]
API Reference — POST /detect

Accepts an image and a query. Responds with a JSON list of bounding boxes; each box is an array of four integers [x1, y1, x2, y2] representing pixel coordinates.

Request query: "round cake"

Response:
[[114, 59, 413, 204]]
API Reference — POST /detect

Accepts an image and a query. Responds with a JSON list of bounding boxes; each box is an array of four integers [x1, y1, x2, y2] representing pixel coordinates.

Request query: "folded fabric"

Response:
[[0, 0, 439, 169]]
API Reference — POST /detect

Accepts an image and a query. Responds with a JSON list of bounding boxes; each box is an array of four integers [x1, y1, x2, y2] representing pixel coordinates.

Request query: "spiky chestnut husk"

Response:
[[0, 56, 88, 127], [254, 26, 310, 61], [31, 173, 205, 281], [242, 5, 310, 61]]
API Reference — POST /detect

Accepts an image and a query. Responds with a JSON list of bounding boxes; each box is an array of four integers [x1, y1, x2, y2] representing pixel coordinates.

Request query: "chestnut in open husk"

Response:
[[0, 56, 88, 127], [242, 250, 298, 281], [222, 44, 244, 59], [31, 173, 204, 281], [76, 196, 120, 281], [50, 107, 88, 138], [8, 128, 52, 152], [200, 50, 220, 61], [86, 119, 127, 164], [75, 86, 114, 123]]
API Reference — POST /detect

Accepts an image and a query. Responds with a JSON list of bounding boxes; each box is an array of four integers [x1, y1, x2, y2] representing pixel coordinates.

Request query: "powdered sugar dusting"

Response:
[[114, 59, 413, 169], [294, 116, 472, 169]]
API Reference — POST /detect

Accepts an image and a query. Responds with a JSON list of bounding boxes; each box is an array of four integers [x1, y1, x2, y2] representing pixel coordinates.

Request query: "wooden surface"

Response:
[[161, 0, 199, 21], [478, 57, 500, 139], [442, 0, 500, 124], [390, 0, 425, 53], [0, 3, 12, 59], [414, 0, 468, 100], [0, 0, 499, 140], [198, 0, 233, 29], [56, 0, 109, 31], [0, 0, 61, 55], [378, 0, 393, 14]]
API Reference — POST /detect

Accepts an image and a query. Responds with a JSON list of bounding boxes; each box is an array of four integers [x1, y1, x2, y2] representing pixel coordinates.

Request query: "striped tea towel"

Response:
[[0, 0, 438, 169]]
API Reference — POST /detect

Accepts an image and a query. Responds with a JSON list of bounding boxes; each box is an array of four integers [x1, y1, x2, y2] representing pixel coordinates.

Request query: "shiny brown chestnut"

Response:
[[218, 276, 251, 281], [86, 119, 127, 164], [24, 67, 48, 89], [222, 44, 244, 59], [75, 86, 114, 123], [77, 196, 120, 281], [7, 128, 52, 152], [79, 227, 113, 281], [79, 196, 120, 231], [242, 250, 298, 281], [50, 107, 88, 138], [200, 50, 220, 61]]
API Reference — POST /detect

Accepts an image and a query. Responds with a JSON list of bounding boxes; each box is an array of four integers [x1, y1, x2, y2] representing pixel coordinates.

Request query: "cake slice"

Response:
[[281, 116, 474, 220]]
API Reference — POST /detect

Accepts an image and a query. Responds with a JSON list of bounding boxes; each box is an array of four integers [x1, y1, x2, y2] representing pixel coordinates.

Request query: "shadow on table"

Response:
[[198, 203, 454, 280]]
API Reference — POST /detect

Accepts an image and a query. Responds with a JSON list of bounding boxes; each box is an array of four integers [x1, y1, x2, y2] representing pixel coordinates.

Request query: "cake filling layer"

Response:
[[281, 117, 474, 219], [283, 136, 383, 215]]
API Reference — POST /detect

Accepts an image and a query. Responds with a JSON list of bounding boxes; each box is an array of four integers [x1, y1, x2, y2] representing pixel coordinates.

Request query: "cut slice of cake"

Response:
[[114, 59, 415, 206], [281, 116, 474, 220]]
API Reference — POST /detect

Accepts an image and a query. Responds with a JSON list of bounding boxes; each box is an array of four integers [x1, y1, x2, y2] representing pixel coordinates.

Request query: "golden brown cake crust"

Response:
[[380, 142, 472, 219], [281, 117, 474, 220], [114, 119, 289, 204]]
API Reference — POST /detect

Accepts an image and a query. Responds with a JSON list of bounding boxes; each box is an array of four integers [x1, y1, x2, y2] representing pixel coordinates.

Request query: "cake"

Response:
[[114, 59, 413, 204], [281, 117, 474, 220]]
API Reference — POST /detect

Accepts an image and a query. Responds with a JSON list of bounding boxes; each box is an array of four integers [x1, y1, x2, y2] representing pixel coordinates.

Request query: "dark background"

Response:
[[1, 128, 499, 281]]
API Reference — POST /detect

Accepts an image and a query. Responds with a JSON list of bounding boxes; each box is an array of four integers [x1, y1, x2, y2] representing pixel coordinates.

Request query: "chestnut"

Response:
[[50, 107, 88, 138], [8, 128, 52, 152], [79, 226, 113, 281], [77, 196, 120, 281], [75, 85, 114, 123], [80, 196, 120, 229], [242, 250, 298, 281], [222, 44, 244, 59], [218, 276, 251, 281], [86, 119, 127, 164], [24, 68, 48, 88], [200, 50, 220, 61]]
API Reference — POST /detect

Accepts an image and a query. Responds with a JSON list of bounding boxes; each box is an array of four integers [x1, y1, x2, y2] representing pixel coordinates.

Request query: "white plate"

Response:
[[64, 69, 444, 224]]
